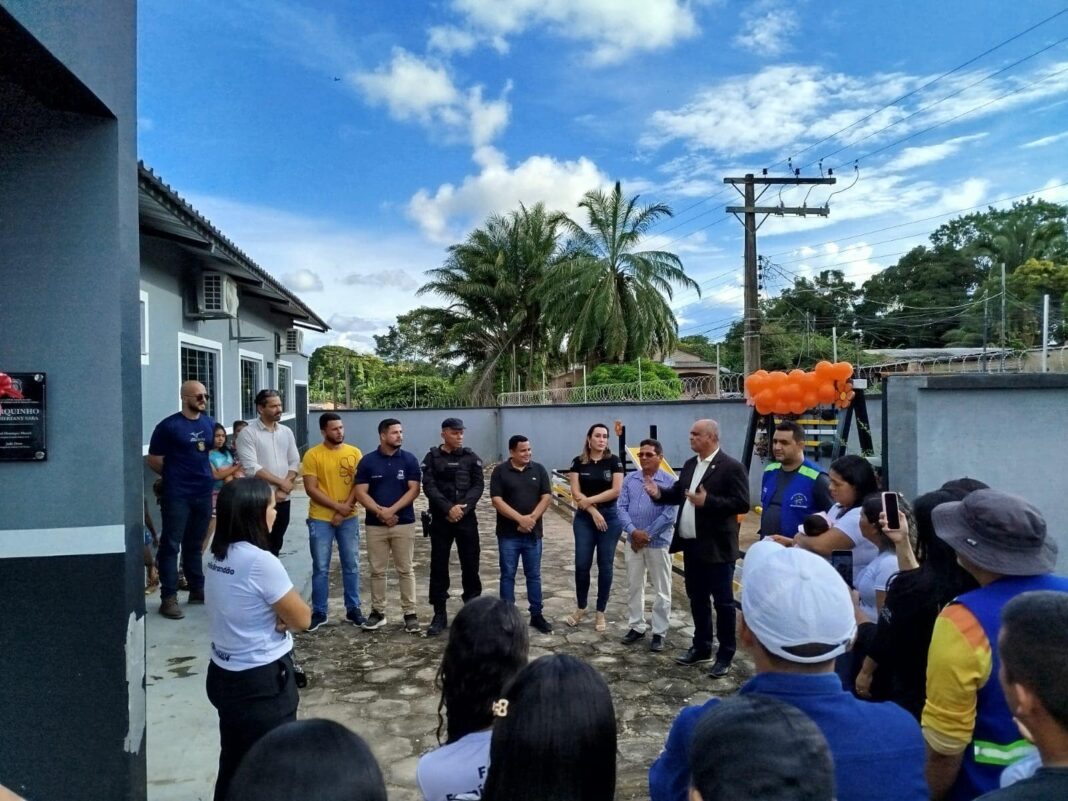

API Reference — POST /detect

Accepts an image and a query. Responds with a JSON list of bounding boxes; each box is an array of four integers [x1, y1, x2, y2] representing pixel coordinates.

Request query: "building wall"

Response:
[[0, 2, 142, 799], [884, 373, 1068, 571]]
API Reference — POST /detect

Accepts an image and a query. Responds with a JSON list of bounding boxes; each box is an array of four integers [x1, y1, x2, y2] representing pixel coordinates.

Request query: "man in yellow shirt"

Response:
[[301, 412, 363, 630]]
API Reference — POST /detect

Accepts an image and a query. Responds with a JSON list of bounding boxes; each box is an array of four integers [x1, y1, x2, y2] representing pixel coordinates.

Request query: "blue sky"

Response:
[[138, 0, 1068, 352]]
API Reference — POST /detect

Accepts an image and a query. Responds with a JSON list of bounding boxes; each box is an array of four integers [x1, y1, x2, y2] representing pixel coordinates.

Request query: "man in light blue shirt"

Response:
[[618, 438, 678, 652]]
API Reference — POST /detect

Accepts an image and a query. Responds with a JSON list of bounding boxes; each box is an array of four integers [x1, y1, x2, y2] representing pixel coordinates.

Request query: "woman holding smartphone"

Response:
[[566, 424, 624, 632], [204, 478, 311, 801]]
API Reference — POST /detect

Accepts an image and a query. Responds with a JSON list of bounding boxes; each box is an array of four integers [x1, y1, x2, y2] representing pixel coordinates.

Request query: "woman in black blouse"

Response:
[[566, 423, 624, 632]]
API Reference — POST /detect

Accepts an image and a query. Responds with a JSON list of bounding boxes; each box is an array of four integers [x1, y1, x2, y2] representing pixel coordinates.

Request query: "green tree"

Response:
[[364, 374, 459, 410], [542, 181, 699, 363], [585, 357, 683, 399], [372, 309, 441, 365], [308, 347, 389, 407], [762, 269, 860, 337], [678, 334, 719, 362]]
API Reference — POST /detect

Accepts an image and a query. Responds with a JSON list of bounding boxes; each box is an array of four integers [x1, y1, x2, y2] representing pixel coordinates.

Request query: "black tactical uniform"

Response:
[[421, 438, 484, 620]]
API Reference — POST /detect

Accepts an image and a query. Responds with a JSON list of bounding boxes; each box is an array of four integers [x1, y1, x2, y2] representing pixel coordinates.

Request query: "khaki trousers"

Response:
[[365, 523, 416, 614]]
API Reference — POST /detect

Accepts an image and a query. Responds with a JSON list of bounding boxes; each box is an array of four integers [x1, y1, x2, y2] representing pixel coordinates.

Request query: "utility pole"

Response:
[[725, 173, 836, 376], [1000, 262, 1007, 349]]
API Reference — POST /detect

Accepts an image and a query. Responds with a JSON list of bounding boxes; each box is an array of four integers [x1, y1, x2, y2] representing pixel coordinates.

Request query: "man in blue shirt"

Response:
[[147, 380, 216, 620], [354, 418, 422, 633], [617, 438, 677, 652], [649, 539, 928, 801]]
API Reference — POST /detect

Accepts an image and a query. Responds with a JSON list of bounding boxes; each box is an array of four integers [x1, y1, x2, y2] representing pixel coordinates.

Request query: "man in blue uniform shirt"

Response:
[[758, 420, 831, 540]]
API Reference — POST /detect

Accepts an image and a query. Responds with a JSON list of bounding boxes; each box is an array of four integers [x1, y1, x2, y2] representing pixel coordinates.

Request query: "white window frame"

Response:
[[178, 333, 224, 417], [139, 290, 150, 366], [238, 348, 265, 421], [277, 359, 295, 421]]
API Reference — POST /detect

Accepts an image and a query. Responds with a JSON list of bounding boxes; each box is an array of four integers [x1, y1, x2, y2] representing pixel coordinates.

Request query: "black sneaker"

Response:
[[362, 610, 387, 631], [346, 607, 366, 627], [404, 613, 421, 633], [426, 610, 448, 637], [674, 646, 713, 666], [530, 614, 553, 634], [621, 628, 645, 645], [650, 634, 665, 652], [707, 658, 733, 679], [307, 612, 327, 632]]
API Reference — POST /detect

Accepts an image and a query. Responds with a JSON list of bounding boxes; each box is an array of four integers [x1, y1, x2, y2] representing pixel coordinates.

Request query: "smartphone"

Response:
[[830, 549, 854, 588], [882, 491, 901, 530]]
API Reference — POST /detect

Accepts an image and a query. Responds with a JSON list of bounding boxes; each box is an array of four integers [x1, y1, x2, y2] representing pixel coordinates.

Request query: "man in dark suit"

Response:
[[646, 419, 750, 678]]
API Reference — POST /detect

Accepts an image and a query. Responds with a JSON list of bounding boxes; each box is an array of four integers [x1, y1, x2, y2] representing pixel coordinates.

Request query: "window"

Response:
[[240, 356, 262, 419], [139, 290, 150, 365], [277, 361, 292, 416], [181, 345, 218, 418]]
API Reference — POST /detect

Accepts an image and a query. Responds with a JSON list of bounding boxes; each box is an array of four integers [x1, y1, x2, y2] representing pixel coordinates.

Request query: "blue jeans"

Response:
[[307, 517, 361, 616], [498, 535, 543, 615], [159, 492, 212, 597], [573, 506, 622, 612]]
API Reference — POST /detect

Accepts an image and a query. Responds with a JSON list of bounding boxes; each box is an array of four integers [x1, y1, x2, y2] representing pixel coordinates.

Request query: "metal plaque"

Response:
[[0, 372, 47, 461]]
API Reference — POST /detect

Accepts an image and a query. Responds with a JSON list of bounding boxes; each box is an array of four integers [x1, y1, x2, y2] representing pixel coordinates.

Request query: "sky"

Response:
[[138, 0, 1068, 353]]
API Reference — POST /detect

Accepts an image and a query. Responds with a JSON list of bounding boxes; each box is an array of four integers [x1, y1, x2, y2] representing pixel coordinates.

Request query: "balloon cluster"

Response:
[[744, 361, 855, 416]]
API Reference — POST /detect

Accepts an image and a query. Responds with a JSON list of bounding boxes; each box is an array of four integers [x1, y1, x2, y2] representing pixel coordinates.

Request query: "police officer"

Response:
[[422, 417, 485, 636], [758, 420, 832, 540]]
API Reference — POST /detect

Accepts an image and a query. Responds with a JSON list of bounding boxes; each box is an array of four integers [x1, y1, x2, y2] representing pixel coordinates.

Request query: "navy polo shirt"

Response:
[[149, 411, 216, 499], [355, 446, 422, 526]]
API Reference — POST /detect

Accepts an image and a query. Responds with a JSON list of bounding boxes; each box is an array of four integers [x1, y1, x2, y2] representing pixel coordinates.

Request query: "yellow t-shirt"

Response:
[[921, 602, 993, 755], [301, 443, 362, 522]]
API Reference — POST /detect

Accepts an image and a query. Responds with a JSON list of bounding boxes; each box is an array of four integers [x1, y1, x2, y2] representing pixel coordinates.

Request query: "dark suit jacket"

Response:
[[659, 450, 750, 564]]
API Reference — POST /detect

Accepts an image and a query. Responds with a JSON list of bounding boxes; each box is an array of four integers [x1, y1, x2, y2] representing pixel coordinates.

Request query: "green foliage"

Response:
[[372, 309, 441, 365], [364, 375, 458, 409], [584, 358, 683, 400], [678, 335, 718, 362], [308, 346, 391, 407]]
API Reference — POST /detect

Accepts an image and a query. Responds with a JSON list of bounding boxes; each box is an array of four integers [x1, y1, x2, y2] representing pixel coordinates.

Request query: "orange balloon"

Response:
[[815, 360, 836, 379], [756, 400, 773, 416], [799, 371, 820, 392], [755, 389, 776, 411], [833, 361, 854, 381], [788, 369, 806, 383], [802, 392, 819, 411], [779, 383, 801, 402], [817, 381, 837, 404], [790, 399, 807, 415]]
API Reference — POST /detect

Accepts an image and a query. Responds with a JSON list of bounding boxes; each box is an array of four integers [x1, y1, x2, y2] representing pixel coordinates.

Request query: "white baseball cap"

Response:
[[741, 539, 857, 664]]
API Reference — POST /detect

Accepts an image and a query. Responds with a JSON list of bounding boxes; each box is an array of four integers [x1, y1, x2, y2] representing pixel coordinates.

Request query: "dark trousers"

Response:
[[681, 542, 736, 662], [158, 493, 212, 597], [268, 500, 291, 556], [206, 652, 298, 801], [428, 515, 481, 608]]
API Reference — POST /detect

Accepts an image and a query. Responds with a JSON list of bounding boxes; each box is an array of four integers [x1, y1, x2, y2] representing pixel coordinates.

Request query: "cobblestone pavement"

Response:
[[293, 481, 759, 801]]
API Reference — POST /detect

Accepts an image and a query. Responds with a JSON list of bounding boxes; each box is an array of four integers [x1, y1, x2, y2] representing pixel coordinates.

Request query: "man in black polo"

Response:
[[489, 434, 553, 634]]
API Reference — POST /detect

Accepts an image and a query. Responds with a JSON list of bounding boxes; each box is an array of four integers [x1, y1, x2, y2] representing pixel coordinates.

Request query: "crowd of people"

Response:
[[143, 380, 1068, 801]]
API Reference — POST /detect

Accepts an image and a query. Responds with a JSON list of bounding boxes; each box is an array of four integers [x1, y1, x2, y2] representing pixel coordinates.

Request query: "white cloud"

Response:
[[343, 270, 421, 290], [733, 1, 799, 57], [351, 48, 511, 147], [328, 314, 391, 333], [1022, 130, 1068, 149], [282, 268, 324, 292], [427, 25, 479, 55], [183, 193, 446, 352], [883, 133, 987, 172], [446, 0, 702, 65], [407, 147, 610, 242]]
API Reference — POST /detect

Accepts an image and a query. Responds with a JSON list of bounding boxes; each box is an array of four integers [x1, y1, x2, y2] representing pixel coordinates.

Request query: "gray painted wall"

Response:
[[884, 373, 1068, 571], [319, 399, 883, 501], [0, 2, 143, 799]]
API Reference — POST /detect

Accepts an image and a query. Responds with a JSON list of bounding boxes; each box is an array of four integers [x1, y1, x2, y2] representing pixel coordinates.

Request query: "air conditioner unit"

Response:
[[281, 328, 304, 355], [196, 272, 240, 318]]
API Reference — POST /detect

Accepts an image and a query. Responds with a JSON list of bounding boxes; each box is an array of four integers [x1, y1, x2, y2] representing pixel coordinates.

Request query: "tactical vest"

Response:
[[949, 573, 1068, 801], [428, 446, 475, 504], [760, 459, 824, 538]]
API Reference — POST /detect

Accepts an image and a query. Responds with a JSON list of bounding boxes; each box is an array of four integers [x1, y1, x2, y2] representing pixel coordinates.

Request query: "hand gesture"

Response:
[[642, 477, 661, 499], [878, 509, 910, 546], [855, 670, 873, 699], [575, 494, 592, 511], [684, 485, 707, 508], [279, 477, 294, 494], [447, 504, 467, 523], [517, 514, 537, 533], [330, 512, 344, 526], [767, 534, 795, 547], [591, 508, 608, 532]]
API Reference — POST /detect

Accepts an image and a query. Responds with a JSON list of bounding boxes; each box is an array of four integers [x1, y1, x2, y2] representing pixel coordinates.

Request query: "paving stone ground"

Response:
[[292, 474, 760, 801]]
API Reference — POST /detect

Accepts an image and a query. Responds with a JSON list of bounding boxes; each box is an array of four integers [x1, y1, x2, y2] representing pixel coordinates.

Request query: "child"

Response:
[[231, 420, 248, 478], [144, 497, 159, 594], [800, 512, 831, 537], [205, 423, 242, 551]]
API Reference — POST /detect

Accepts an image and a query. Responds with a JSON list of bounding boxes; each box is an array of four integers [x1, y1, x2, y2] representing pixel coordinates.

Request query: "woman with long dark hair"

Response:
[[482, 654, 617, 801], [227, 718, 386, 801], [566, 423, 624, 632], [417, 596, 529, 801], [794, 454, 880, 571], [204, 478, 310, 801]]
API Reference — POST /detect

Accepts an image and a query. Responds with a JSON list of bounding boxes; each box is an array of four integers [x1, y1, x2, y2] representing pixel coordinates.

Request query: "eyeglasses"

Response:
[[184, 393, 210, 401], [638, 452, 659, 459]]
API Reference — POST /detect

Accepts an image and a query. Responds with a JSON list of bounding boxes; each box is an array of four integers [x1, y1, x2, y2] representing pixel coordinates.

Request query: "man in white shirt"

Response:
[[236, 389, 300, 555]]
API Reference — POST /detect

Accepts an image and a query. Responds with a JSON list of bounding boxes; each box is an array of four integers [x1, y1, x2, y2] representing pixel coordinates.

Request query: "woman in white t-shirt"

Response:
[[855, 494, 904, 622], [204, 478, 311, 801], [417, 596, 529, 801], [792, 454, 881, 573]]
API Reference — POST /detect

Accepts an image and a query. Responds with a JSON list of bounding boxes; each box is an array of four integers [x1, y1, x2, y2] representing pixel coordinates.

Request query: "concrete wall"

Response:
[[319, 399, 883, 500], [884, 373, 1068, 572], [0, 2, 142, 799]]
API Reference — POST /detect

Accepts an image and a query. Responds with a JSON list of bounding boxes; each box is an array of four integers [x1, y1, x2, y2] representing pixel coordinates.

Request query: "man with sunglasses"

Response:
[[617, 439, 678, 652], [148, 380, 216, 619]]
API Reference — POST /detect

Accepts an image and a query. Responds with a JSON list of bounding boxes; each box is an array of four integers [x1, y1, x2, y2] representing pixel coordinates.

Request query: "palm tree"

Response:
[[542, 181, 699, 364], [418, 203, 567, 402]]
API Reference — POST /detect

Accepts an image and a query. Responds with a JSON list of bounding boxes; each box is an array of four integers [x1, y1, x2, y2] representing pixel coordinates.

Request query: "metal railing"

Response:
[[496, 374, 744, 406]]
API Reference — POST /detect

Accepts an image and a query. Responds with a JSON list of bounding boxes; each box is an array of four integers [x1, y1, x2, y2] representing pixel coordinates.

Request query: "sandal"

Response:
[[565, 609, 587, 627], [595, 612, 606, 632]]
